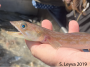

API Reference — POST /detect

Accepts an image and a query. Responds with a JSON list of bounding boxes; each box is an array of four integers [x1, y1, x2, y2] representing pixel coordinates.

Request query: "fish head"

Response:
[[10, 21, 45, 41]]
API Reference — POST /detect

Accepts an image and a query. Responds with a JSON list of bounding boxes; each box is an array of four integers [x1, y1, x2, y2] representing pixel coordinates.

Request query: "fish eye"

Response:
[[22, 25, 25, 28], [21, 22, 27, 29]]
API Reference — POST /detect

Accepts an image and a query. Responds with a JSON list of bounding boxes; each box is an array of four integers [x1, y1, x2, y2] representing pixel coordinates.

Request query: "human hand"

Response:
[[25, 20, 90, 66]]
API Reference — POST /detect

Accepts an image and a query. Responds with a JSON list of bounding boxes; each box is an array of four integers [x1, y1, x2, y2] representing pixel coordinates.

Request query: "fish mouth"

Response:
[[8, 21, 24, 38], [6, 31, 24, 38]]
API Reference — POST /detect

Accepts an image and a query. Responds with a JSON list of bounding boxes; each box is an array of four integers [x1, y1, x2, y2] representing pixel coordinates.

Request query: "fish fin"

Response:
[[47, 38, 62, 49]]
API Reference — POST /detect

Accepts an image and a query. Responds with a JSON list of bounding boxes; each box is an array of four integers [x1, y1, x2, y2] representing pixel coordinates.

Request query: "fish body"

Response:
[[8, 21, 90, 49]]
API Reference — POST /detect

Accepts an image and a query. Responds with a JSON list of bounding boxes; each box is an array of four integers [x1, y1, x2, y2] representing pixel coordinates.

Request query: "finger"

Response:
[[41, 19, 53, 30], [69, 20, 79, 33], [25, 40, 41, 52]]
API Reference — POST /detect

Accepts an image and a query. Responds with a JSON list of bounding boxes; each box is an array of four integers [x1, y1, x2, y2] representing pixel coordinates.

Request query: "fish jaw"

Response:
[[10, 21, 22, 32], [7, 31, 25, 39]]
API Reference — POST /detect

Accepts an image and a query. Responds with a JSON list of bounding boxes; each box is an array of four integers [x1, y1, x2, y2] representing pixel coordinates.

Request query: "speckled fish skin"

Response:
[[10, 21, 90, 49]]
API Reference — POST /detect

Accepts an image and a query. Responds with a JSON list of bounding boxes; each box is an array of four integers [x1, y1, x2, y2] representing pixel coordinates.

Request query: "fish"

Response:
[[7, 20, 90, 49]]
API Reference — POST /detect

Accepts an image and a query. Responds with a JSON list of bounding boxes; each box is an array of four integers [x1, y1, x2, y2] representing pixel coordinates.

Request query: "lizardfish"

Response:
[[7, 21, 90, 49]]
